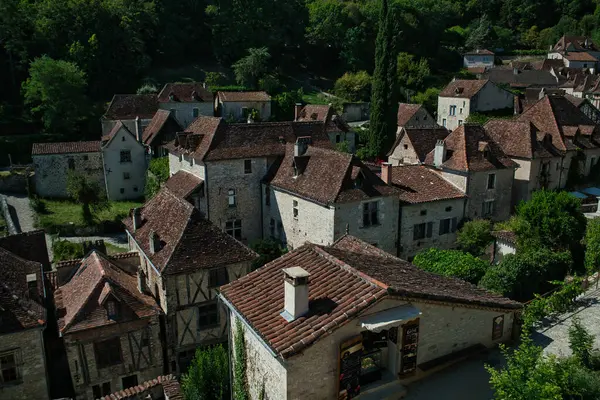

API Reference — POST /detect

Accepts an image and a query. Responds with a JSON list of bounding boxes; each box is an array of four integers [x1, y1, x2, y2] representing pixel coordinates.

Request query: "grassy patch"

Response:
[[302, 90, 334, 105], [37, 200, 143, 231], [106, 242, 128, 255]]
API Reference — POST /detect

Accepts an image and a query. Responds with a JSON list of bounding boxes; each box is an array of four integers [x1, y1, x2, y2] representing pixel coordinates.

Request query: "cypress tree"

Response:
[[369, 0, 399, 157]]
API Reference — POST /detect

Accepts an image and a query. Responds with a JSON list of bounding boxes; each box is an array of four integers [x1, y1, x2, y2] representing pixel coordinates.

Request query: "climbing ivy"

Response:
[[233, 320, 249, 400]]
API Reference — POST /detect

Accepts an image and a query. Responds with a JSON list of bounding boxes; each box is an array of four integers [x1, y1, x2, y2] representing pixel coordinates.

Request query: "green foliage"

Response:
[[413, 248, 489, 284], [149, 157, 170, 184], [205, 72, 225, 88], [272, 89, 304, 121], [457, 219, 493, 256], [232, 47, 271, 88], [136, 84, 158, 94], [52, 240, 84, 262], [233, 320, 248, 400], [479, 249, 572, 301], [413, 88, 441, 114], [569, 317, 594, 367], [145, 174, 160, 200], [396, 52, 430, 96], [22, 56, 89, 134], [258, 74, 281, 94], [181, 344, 229, 400], [335, 141, 351, 154], [66, 172, 109, 225], [250, 239, 287, 270], [584, 218, 600, 275], [333, 71, 371, 102]]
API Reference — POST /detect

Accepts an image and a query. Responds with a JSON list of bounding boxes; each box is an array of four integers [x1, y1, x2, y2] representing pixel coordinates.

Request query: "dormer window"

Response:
[[106, 300, 118, 320]]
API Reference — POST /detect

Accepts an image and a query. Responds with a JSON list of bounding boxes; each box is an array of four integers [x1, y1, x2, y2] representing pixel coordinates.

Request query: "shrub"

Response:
[[457, 219, 493, 256], [569, 317, 594, 367], [250, 239, 286, 270], [333, 71, 371, 102], [413, 248, 489, 284], [149, 157, 170, 183], [52, 240, 84, 262], [205, 72, 225, 88], [181, 344, 229, 400]]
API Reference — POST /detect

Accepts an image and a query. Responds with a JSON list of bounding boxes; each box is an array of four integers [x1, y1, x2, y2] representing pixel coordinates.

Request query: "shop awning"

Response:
[[360, 304, 421, 333], [569, 191, 588, 199], [582, 187, 600, 197]]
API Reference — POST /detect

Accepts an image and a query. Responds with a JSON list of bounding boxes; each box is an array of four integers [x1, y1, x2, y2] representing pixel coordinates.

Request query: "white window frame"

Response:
[[228, 189, 236, 207]]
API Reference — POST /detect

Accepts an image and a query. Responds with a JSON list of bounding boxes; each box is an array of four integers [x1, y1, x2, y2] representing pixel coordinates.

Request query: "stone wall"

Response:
[[0, 328, 49, 400], [158, 102, 213, 129], [437, 97, 470, 131], [0, 172, 29, 194], [466, 169, 514, 221], [389, 131, 420, 166], [33, 152, 105, 198], [472, 82, 514, 112], [220, 101, 271, 122], [342, 102, 370, 122]]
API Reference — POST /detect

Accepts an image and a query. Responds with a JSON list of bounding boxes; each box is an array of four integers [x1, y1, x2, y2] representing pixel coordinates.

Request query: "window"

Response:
[[413, 222, 433, 240], [193, 108, 199, 118], [122, 136, 126, 142], [120, 188, 125, 194], [482, 200, 495, 217], [293, 200, 299, 219], [459, 108, 463, 115], [270, 218, 275, 238], [449, 105, 457, 116], [83, 155, 89, 161], [123, 172, 130, 180], [487, 173, 496, 189], [362, 201, 379, 227], [445, 206, 452, 212], [556, 162, 560, 171], [122, 375, 138, 390], [439, 217, 458, 235], [197, 302, 219, 330], [442, 119, 447, 127], [244, 159, 252, 174], [336, 134, 341, 143], [133, 186, 138, 192], [0, 351, 20, 385], [92, 382, 112, 398], [120, 150, 132, 163], [209, 267, 229, 287], [68, 158, 75, 170], [106, 300, 118, 320], [277, 221, 284, 241], [226, 220, 242, 241], [228, 189, 236, 207], [403, 144, 409, 150], [420, 210, 427, 216], [265, 186, 271, 206], [423, 115, 428, 121], [94, 338, 122, 368], [458, 120, 463, 126]]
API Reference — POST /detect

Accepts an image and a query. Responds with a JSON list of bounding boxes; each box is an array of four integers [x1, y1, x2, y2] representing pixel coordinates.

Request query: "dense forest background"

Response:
[[1, 0, 600, 147]]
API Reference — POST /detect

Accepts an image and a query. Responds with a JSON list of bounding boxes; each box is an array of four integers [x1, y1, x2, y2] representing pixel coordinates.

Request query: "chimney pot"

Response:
[[294, 103, 303, 121], [281, 267, 310, 321], [434, 140, 446, 168], [381, 163, 393, 184]]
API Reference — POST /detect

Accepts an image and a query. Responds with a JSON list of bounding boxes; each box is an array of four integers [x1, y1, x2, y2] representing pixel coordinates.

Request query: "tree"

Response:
[[181, 344, 229, 400], [333, 71, 372, 102], [137, 83, 158, 94], [272, 89, 304, 121], [585, 218, 600, 277], [250, 239, 287, 270], [396, 52, 430, 99], [457, 219, 493, 256], [413, 248, 489, 284], [66, 172, 109, 225], [413, 87, 440, 114], [22, 56, 89, 133], [569, 317, 594, 367], [232, 47, 271, 88], [368, 0, 399, 158], [466, 15, 493, 50]]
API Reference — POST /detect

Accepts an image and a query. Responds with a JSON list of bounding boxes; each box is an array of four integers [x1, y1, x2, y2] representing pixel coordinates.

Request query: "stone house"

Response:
[[264, 143, 400, 254], [463, 49, 495, 69], [142, 110, 182, 157], [53, 251, 163, 400], [424, 124, 517, 221], [123, 187, 257, 374], [396, 103, 438, 131], [164, 170, 205, 211], [381, 164, 466, 260], [215, 91, 271, 122], [387, 127, 449, 166], [294, 104, 356, 151], [491, 231, 517, 264], [32, 141, 105, 199], [101, 94, 158, 136], [101, 120, 149, 200], [219, 236, 522, 400], [437, 79, 513, 131], [485, 119, 564, 205], [157, 82, 214, 128], [549, 36, 600, 60], [0, 232, 50, 400]]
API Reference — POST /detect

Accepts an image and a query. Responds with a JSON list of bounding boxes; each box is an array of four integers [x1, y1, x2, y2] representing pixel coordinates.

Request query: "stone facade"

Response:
[[465, 169, 514, 221], [399, 198, 465, 260], [511, 156, 564, 204], [33, 152, 105, 198], [398, 107, 436, 130], [437, 96, 470, 131], [0, 327, 49, 400], [158, 102, 213, 129], [217, 100, 272, 122], [64, 318, 163, 400]]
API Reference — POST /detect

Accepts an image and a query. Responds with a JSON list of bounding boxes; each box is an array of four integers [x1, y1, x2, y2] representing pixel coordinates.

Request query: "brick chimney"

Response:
[[132, 208, 142, 232], [434, 140, 446, 167], [281, 267, 310, 322], [381, 163, 393, 184], [294, 103, 303, 121]]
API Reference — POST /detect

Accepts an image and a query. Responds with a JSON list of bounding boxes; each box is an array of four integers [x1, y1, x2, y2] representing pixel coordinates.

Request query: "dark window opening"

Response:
[[244, 159, 252, 174], [209, 267, 229, 287], [122, 375, 138, 390], [94, 338, 122, 368], [226, 220, 242, 241], [363, 202, 379, 227], [197, 302, 219, 330], [120, 150, 132, 163]]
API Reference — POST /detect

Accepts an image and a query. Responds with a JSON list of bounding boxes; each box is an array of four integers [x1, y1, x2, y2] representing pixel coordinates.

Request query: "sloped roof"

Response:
[[388, 127, 450, 162], [553, 36, 600, 53], [485, 120, 562, 159], [101, 120, 135, 143], [217, 91, 271, 102], [143, 110, 183, 145], [464, 49, 495, 56], [269, 145, 398, 205], [164, 170, 203, 199], [424, 124, 517, 172], [564, 52, 597, 62], [220, 238, 521, 359], [0, 230, 50, 270], [104, 94, 158, 120], [390, 165, 466, 204], [158, 82, 213, 103], [483, 69, 559, 88], [397, 103, 422, 126], [439, 79, 488, 98], [296, 104, 331, 122], [32, 141, 101, 155], [163, 116, 224, 161], [123, 188, 257, 275]]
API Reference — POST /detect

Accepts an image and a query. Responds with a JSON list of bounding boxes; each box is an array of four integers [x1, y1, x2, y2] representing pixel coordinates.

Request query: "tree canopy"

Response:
[[456, 219, 493, 256], [413, 248, 489, 284]]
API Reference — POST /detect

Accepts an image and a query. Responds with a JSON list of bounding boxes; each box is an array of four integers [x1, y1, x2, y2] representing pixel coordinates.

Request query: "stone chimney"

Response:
[[149, 231, 160, 254], [294, 103, 303, 121], [294, 137, 311, 157], [132, 208, 142, 232], [135, 116, 143, 142], [281, 267, 310, 322], [434, 140, 446, 167], [381, 163, 392, 184]]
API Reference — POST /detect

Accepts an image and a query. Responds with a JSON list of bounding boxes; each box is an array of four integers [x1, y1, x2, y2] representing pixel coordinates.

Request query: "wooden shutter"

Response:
[[426, 222, 433, 238]]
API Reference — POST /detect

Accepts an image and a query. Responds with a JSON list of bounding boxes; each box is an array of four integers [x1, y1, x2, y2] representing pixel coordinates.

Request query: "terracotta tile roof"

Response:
[[101, 120, 134, 143], [464, 49, 495, 55], [0, 230, 50, 271], [217, 91, 271, 102], [143, 110, 182, 145], [540, 59, 566, 71], [269, 145, 398, 205], [297, 104, 331, 122], [483, 69, 559, 88], [332, 234, 396, 258], [485, 120, 562, 159], [32, 141, 101, 155], [468, 67, 487, 74], [54, 251, 159, 334], [439, 79, 488, 98], [164, 170, 203, 199], [492, 230, 517, 244], [158, 82, 213, 103], [553, 36, 600, 53], [104, 94, 158, 120], [99, 374, 181, 400], [0, 247, 45, 334], [220, 239, 521, 359], [424, 124, 517, 172], [564, 52, 597, 62], [390, 165, 465, 204], [397, 103, 422, 126], [163, 116, 223, 161], [388, 127, 450, 162], [123, 188, 257, 275]]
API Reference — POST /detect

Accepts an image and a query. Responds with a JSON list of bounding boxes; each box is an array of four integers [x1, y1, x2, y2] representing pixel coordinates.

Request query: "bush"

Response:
[[52, 240, 84, 262], [250, 239, 286, 270], [272, 89, 303, 121], [149, 157, 170, 183], [457, 219, 493, 256], [182, 344, 229, 400], [569, 317, 594, 367], [413, 248, 489, 284], [333, 71, 371, 102], [137, 84, 158, 94], [205, 72, 225, 88]]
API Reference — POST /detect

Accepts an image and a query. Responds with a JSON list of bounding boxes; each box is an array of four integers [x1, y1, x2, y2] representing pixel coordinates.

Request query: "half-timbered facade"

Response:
[[54, 251, 163, 400], [123, 187, 258, 373]]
